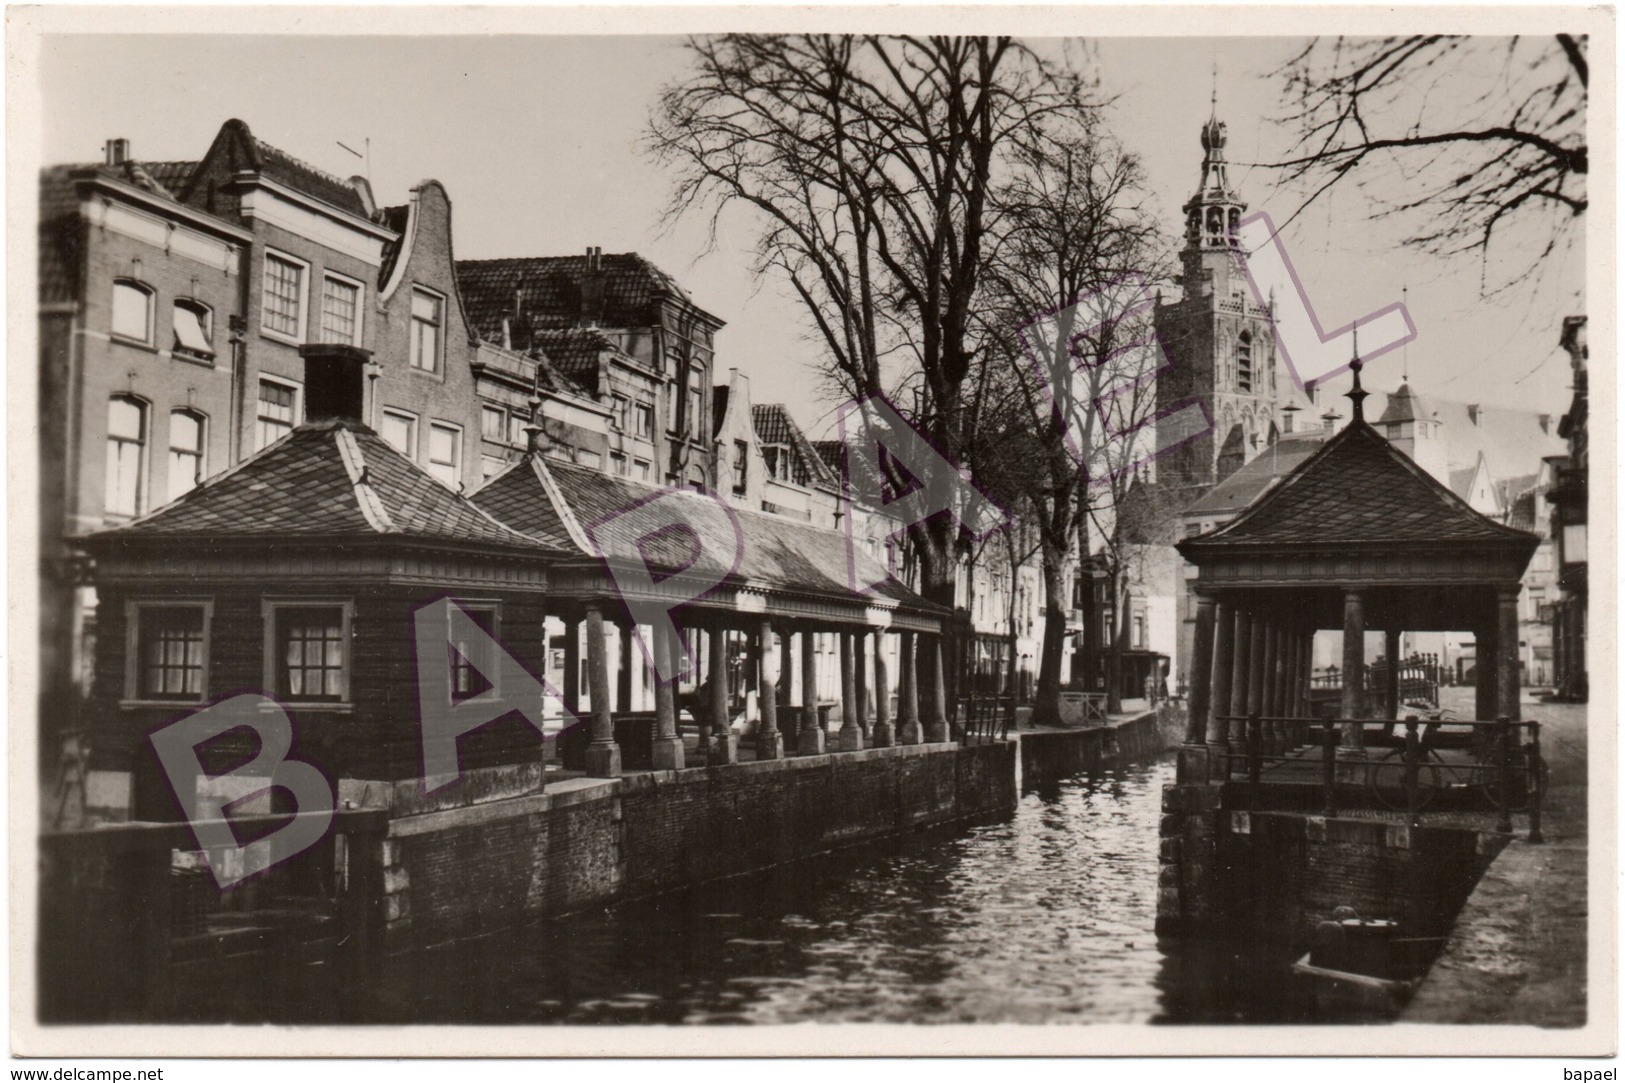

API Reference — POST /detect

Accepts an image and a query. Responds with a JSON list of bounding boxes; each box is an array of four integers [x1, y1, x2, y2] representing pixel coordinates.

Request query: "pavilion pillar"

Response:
[[1227, 603, 1252, 756], [1263, 619, 1286, 755], [1206, 597, 1235, 753], [651, 623, 685, 771], [1341, 589, 1366, 748], [1476, 615, 1499, 722], [582, 603, 621, 778], [871, 637, 895, 748], [854, 631, 870, 737], [562, 613, 581, 713], [924, 635, 950, 743], [1186, 592, 1217, 746], [836, 631, 863, 751], [1245, 614, 1267, 754], [756, 618, 785, 760], [1297, 629, 1314, 724], [898, 632, 922, 745], [616, 620, 633, 712], [1497, 584, 1522, 721], [1384, 627, 1402, 721], [1278, 628, 1297, 747], [708, 625, 737, 764], [799, 628, 825, 755]]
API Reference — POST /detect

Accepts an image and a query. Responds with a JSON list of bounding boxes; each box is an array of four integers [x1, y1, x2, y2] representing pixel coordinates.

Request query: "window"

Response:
[[262, 252, 306, 339], [267, 603, 349, 703], [690, 471, 705, 493], [506, 413, 528, 448], [409, 288, 443, 373], [131, 603, 209, 702], [450, 606, 499, 699], [577, 449, 602, 470], [733, 440, 748, 493], [105, 395, 147, 520], [255, 379, 300, 450], [111, 280, 153, 344], [167, 410, 206, 501], [1237, 332, 1253, 393], [481, 405, 506, 441], [611, 394, 630, 432], [171, 300, 213, 358], [687, 368, 704, 437], [428, 422, 461, 487], [633, 458, 651, 481], [610, 452, 627, 475], [763, 444, 787, 481], [633, 402, 654, 439], [382, 409, 418, 458], [481, 454, 508, 480], [320, 274, 361, 345]]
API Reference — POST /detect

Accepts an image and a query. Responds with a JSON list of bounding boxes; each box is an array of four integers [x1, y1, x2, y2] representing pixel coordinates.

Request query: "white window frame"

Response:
[[381, 407, 420, 460], [480, 404, 507, 443], [105, 394, 149, 521], [171, 298, 214, 360], [261, 249, 310, 345], [445, 600, 502, 703], [261, 598, 354, 708], [319, 269, 365, 346], [255, 375, 304, 451], [111, 279, 155, 345], [633, 401, 654, 439], [166, 408, 208, 502], [427, 420, 463, 488], [409, 286, 446, 375], [123, 598, 214, 706]]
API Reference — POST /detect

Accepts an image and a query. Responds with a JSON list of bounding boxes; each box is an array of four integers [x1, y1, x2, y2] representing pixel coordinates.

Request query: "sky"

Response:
[[36, 32, 1585, 438]]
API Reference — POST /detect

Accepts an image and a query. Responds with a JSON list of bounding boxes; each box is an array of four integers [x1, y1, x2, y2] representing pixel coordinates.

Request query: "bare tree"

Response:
[[977, 113, 1171, 723], [647, 34, 1095, 610], [1267, 35, 1588, 290]]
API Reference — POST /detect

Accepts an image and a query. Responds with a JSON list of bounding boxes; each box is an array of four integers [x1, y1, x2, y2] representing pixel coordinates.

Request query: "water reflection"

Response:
[[376, 756, 1248, 1025]]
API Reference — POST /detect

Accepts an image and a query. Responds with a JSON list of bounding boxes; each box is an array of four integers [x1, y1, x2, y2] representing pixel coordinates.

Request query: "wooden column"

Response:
[[924, 635, 950, 743], [562, 614, 580, 711], [1497, 584, 1523, 721], [615, 620, 633, 712], [836, 631, 863, 751], [1341, 589, 1366, 748], [1385, 627, 1402, 721], [898, 632, 921, 745], [756, 618, 784, 760], [1261, 619, 1283, 755], [854, 631, 870, 737], [1246, 612, 1267, 729], [583, 603, 620, 778], [799, 628, 825, 755], [871, 636, 895, 747], [1207, 597, 1235, 749], [651, 623, 685, 770], [1187, 592, 1217, 746], [1227, 604, 1252, 753], [708, 625, 737, 764]]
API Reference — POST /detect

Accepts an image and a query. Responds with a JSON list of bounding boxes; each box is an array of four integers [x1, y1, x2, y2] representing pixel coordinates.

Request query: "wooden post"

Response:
[[871, 636, 895, 747], [708, 625, 737, 764], [616, 618, 633, 712], [799, 628, 825, 755], [1385, 627, 1402, 721], [1208, 597, 1235, 752], [854, 631, 870, 737], [898, 632, 921, 745], [1244, 613, 1266, 759], [1188, 592, 1217, 746], [1497, 585, 1523, 722], [1341, 589, 1366, 747], [1228, 605, 1252, 759], [756, 618, 784, 760], [1528, 721, 1544, 843], [836, 631, 863, 751], [583, 603, 620, 777]]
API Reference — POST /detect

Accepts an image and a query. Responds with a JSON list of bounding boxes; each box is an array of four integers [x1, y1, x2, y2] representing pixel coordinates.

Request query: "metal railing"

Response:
[[1212, 713, 1545, 842], [960, 693, 1015, 744]]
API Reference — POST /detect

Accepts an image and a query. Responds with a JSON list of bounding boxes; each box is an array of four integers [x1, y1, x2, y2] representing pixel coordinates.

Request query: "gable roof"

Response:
[[1185, 432, 1329, 518], [471, 455, 932, 611], [752, 404, 838, 490], [456, 253, 697, 343], [88, 417, 546, 553], [1182, 419, 1539, 551], [181, 119, 369, 219]]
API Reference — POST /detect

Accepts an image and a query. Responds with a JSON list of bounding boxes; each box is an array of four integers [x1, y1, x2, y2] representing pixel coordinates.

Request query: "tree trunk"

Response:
[[1030, 538, 1071, 726]]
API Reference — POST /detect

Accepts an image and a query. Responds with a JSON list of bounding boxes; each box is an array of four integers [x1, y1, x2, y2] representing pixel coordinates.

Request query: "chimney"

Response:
[[579, 246, 607, 327], [104, 138, 130, 166], [300, 343, 373, 424]]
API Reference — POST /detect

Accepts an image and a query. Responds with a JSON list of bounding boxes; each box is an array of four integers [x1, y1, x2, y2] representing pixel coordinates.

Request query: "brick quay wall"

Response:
[[382, 739, 1017, 951]]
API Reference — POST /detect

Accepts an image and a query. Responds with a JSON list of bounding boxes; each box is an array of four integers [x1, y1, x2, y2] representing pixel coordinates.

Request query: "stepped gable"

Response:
[[457, 253, 692, 341], [94, 417, 545, 552], [1185, 419, 1537, 549], [472, 456, 928, 608]]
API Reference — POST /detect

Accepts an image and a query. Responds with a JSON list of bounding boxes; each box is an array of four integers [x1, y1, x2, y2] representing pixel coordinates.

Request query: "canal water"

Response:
[[371, 754, 1311, 1025]]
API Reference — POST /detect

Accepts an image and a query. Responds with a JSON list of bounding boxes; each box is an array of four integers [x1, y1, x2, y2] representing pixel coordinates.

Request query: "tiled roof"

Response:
[[1448, 465, 1477, 500], [1349, 387, 1566, 481], [1375, 382, 1435, 426], [1184, 421, 1537, 549], [472, 456, 931, 611], [456, 253, 694, 341], [752, 405, 838, 491], [91, 418, 545, 552], [142, 161, 197, 198], [1184, 432, 1328, 517], [250, 136, 369, 218]]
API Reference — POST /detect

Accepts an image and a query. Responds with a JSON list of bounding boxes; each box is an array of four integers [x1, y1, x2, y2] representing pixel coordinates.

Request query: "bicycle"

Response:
[[1366, 721, 1547, 813]]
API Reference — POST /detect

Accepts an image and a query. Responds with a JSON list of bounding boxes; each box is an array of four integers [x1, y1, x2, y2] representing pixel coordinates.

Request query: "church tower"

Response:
[[1154, 102, 1282, 493]]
